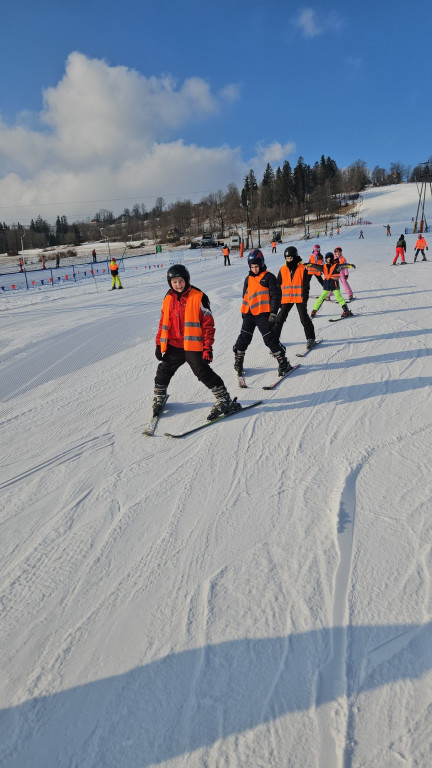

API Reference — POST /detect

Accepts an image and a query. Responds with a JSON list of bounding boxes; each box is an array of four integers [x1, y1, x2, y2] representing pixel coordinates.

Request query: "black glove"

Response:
[[203, 347, 213, 363], [276, 309, 285, 322], [268, 312, 278, 325], [155, 345, 163, 361]]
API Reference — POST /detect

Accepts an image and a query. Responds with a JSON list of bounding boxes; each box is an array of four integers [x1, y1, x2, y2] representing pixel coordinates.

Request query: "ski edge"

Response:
[[262, 363, 301, 390], [142, 395, 169, 436], [164, 400, 263, 438], [328, 314, 355, 322], [295, 338, 323, 357]]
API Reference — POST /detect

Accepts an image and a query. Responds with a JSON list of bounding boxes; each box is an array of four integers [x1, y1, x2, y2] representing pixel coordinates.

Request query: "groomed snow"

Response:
[[1, 184, 431, 768]]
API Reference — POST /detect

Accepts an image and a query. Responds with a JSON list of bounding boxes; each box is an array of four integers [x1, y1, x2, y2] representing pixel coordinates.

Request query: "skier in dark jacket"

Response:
[[306, 252, 356, 318], [273, 246, 315, 348], [393, 234, 407, 265], [233, 249, 292, 377]]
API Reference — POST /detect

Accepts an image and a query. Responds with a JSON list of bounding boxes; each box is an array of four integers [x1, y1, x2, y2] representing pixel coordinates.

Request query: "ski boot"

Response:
[[152, 386, 168, 417], [310, 309, 317, 318], [306, 338, 316, 350], [341, 305, 353, 318], [207, 386, 241, 421], [272, 346, 292, 376], [233, 349, 245, 376]]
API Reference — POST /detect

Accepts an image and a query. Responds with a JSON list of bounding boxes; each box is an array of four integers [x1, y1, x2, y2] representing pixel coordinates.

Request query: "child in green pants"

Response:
[[304, 252, 356, 318]]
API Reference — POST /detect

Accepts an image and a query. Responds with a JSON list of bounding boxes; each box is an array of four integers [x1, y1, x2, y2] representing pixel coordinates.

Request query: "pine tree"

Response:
[[260, 163, 275, 209]]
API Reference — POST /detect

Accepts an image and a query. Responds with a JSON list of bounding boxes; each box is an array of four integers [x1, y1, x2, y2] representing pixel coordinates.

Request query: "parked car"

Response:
[[190, 233, 223, 249], [229, 234, 241, 249]]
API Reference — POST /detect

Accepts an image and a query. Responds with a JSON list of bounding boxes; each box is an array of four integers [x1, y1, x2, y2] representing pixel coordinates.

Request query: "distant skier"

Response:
[[393, 235, 407, 265], [306, 252, 356, 319], [414, 234, 428, 262], [386, 224, 391, 236], [272, 246, 315, 349], [359, 230, 364, 239], [222, 244, 231, 266], [153, 264, 239, 421], [233, 249, 292, 378], [109, 257, 123, 290]]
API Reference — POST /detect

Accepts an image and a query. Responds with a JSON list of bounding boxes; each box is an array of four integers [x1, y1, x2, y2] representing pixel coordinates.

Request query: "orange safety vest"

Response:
[[280, 263, 306, 304], [323, 263, 340, 282], [160, 288, 204, 352], [415, 238, 427, 248], [241, 272, 271, 315], [222, 247, 229, 257], [308, 253, 323, 275], [110, 260, 118, 273]]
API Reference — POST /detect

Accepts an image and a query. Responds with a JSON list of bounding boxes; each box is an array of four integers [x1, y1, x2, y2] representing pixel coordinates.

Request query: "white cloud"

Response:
[[294, 8, 343, 38], [0, 53, 246, 223], [220, 84, 241, 103], [250, 141, 296, 171], [295, 9, 322, 37]]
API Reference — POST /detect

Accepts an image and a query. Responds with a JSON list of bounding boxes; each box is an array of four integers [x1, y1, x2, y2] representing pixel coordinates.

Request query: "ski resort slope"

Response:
[[1, 184, 432, 768]]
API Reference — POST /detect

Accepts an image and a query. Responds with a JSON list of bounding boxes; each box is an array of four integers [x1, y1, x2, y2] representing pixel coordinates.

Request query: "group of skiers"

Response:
[[392, 234, 428, 264], [151, 243, 356, 423]]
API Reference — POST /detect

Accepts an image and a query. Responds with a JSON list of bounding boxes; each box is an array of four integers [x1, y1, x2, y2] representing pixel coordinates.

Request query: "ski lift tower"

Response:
[[413, 162, 432, 233]]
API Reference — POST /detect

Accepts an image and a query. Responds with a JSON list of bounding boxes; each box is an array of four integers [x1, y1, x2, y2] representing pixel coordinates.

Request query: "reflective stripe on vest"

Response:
[[280, 263, 305, 304], [323, 263, 339, 281], [160, 288, 204, 352], [241, 273, 271, 315]]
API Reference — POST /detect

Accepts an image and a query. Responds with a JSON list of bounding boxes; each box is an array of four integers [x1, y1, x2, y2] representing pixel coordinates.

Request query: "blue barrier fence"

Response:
[[0, 258, 124, 293], [0, 249, 224, 294]]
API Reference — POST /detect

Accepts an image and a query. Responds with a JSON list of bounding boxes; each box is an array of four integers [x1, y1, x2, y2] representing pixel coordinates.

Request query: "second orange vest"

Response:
[[308, 253, 323, 275], [280, 263, 306, 304], [160, 288, 204, 352], [241, 273, 271, 315]]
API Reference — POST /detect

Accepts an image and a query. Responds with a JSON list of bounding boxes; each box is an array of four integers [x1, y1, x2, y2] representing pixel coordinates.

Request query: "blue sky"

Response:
[[0, 0, 430, 225]]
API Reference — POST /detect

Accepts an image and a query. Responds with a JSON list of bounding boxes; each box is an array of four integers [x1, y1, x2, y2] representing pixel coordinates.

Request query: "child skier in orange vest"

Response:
[[306, 253, 356, 319], [153, 264, 239, 421], [273, 246, 316, 348], [233, 250, 292, 377], [414, 235, 428, 261]]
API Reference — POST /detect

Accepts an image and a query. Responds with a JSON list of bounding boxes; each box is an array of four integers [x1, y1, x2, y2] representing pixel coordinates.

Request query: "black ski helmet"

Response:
[[325, 251, 334, 262], [284, 246, 299, 260], [167, 263, 190, 287], [247, 249, 266, 272]]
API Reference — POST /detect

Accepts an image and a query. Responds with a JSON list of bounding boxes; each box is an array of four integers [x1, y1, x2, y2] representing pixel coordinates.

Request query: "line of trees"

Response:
[[1, 155, 430, 255]]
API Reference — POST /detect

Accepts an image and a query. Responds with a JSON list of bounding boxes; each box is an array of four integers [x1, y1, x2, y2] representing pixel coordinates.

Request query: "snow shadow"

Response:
[[277, 375, 431, 410], [2, 622, 431, 766]]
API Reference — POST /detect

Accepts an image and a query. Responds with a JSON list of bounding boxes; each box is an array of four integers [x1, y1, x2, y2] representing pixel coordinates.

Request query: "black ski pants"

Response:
[[154, 345, 224, 391], [414, 249, 427, 261], [273, 302, 315, 341], [234, 312, 282, 354], [224, 255, 231, 265]]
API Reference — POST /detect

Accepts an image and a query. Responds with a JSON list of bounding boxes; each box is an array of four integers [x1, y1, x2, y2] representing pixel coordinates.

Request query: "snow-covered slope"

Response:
[[1, 184, 431, 768]]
